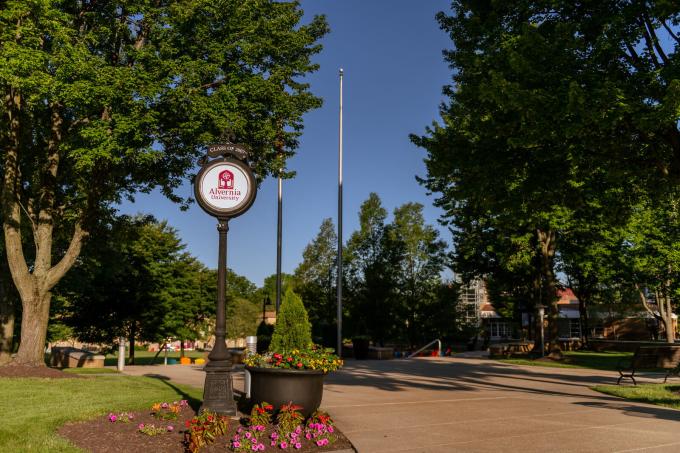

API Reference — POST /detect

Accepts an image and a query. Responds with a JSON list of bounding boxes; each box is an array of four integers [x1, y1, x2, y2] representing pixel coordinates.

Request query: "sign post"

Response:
[[194, 142, 257, 416]]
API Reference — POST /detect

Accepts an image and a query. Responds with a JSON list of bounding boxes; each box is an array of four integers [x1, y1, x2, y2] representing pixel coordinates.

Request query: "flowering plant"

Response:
[[151, 400, 188, 421], [137, 423, 173, 436], [108, 412, 134, 423], [184, 411, 230, 453], [231, 425, 267, 452], [250, 402, 274, 427], [244, 347, 342, 373], [304, 411, 336, 448]]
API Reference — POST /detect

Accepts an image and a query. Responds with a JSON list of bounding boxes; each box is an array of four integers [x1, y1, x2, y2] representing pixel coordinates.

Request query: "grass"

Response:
[[498, 351, 632, 371], [593, 384, 680, 410], [104, 349, 205, 366], [0, 374, 202, 452]]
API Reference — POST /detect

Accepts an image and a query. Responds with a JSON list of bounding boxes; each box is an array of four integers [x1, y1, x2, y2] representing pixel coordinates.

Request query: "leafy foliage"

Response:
[[269, 288, 312, 352]]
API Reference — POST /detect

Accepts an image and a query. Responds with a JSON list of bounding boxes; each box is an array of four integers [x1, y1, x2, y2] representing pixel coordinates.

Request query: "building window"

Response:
[[489, 321, 511, 339], [569, 319, 581, 338]]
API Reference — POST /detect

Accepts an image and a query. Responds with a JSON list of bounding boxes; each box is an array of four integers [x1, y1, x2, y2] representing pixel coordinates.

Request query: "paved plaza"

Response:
[[121, 356, 680, 452]]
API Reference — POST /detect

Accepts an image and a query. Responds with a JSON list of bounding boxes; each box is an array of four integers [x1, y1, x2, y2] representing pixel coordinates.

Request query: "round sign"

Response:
[[194, 158, 257, 218]]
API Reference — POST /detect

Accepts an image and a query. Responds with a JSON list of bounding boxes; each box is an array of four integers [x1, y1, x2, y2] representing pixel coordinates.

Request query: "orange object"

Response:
[[180, 357, 192, 365]]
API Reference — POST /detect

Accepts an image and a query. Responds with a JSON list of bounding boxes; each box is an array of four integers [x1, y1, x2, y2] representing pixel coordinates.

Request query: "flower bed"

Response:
[[244, 347, 342, 373], [58, 400, 353, 452]]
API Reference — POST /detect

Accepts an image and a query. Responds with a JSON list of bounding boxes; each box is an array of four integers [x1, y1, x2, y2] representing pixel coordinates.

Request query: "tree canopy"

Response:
[[0, 0, 328, 364]]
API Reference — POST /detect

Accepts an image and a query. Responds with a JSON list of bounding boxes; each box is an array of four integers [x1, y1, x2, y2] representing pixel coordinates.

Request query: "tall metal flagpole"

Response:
[[276, 172, 283, 314], [337, 68, 344, 357]]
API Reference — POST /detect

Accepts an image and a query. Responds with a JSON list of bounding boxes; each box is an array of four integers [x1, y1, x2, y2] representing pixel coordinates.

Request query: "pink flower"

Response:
[[328, 426, 334, 433], [161, 402, 169, 408], [233, 441, 241, 448], [305, 433, 311, 440], [180, 400, 188, 407], [280, 441, 288, 449], [252, 444, 259, 451], [127, 414, 135, 420], [108, 414, 117, 423], [295, 426, 302, 434], [271, 441, 277, 447], [167, 425, 174, 432], [258, 445, 265, 451], [245, 431, 252, 439], [271, 432, 279, 440], [137, 423, 145, 430], [294, 443, 302, 449]]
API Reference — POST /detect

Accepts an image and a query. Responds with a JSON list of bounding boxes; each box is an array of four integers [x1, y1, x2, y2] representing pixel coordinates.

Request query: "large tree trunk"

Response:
[[2, 96, 87, 366], [14, 292, 51, 365], [0, 264, 15, 364], [128, 323, 136, 365], [537, 228, 558, 349]]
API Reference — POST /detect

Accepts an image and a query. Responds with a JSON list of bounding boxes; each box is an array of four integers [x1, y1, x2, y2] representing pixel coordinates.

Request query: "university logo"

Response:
[[218, 169, 234, 190]]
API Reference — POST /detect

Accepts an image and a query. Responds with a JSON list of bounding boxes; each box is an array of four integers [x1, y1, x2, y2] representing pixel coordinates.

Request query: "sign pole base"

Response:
[[200, 360, 237, 416]]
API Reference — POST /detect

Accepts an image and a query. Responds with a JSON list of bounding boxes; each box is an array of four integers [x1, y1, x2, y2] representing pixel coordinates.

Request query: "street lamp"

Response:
[[262, 296, 270, 324], [537, 305, 546, 357]]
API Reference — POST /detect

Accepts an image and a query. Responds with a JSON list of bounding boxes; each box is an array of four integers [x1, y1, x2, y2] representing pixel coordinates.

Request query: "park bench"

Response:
[[617, 345, 680, 385], [49, 346, 105, 368]]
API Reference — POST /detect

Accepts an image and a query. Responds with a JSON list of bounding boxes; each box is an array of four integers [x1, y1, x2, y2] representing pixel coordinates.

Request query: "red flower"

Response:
[[296, 363, 303, 368], [256, 407, 265, 414], [185, 420, 191, 428], [207, 415, 213, 422], [264, 405, 273, 411], [287, 357, 293, 362]]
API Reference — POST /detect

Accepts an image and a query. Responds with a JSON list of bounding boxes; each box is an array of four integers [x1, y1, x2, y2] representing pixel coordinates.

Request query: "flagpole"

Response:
[[337, 68, 344, 357]]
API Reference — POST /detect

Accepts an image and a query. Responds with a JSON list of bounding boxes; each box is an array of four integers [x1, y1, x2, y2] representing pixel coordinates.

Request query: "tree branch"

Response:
[[661, 19, 680, 45], [642, 13, 670, 66], [46, 222, 88, 290]]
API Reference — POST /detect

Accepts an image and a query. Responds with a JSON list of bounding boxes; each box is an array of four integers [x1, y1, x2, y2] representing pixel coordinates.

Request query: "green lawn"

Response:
[[593, 384, 680, 410], [104, 349, 206, 366], [498, 351, 632, 371], [0, 374, 202, 452]]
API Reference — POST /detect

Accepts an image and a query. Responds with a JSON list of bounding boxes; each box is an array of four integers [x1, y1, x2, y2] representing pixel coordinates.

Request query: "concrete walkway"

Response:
[[120, 357, 680, 452]]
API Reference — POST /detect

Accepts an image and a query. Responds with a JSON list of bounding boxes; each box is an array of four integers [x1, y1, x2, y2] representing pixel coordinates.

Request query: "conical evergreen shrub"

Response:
[[270, 288, 312, 352]]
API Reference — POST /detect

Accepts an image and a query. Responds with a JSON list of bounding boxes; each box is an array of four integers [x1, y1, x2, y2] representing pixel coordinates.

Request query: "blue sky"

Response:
[[120, 0, 453, 286]]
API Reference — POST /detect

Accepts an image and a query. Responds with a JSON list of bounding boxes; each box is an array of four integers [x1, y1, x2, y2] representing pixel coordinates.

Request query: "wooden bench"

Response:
[[49, 347, 105, 368], [617, 345, 680, 385]]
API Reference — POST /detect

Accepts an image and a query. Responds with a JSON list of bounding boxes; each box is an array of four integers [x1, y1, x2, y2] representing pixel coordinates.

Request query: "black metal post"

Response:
[[276, 174, 283, 314], [200, 218, 237, 416]]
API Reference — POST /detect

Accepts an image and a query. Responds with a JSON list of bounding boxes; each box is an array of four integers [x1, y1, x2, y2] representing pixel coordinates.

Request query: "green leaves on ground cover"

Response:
[[0, 376, 201, 452]]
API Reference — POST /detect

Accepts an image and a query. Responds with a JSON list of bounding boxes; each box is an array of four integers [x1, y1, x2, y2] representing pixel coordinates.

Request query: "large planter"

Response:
[[246, 366, 325, 417]]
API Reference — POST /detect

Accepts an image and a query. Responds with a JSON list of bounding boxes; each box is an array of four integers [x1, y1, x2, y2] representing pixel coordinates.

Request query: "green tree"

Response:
[[345, 194, 405, 344], [412, 1, 680, 347], [270, 288, 312, 352], [389, 203, 448, 345], [0, 0, 328, 365], [294, 218, 337, 344], [60, 216, 208, 363]]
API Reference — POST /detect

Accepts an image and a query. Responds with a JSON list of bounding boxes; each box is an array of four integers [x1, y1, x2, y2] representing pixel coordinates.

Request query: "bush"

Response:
[[270, 288, 312, 352]]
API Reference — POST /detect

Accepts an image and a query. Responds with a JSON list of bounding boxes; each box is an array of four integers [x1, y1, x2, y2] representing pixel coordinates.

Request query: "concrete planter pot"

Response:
[[246, 366, 325, 417]]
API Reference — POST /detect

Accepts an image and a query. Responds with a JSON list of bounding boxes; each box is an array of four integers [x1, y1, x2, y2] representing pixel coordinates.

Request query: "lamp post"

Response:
[[537, 305, 546, 357], [194, 142, 257, 415]]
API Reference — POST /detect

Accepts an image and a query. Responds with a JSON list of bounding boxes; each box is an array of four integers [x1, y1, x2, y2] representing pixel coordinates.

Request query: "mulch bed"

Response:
[[0, 364, 80, 379], [59, 409, 354, 453]]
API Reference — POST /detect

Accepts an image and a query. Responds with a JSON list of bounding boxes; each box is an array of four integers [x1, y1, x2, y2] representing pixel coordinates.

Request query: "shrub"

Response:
[[270, 288, 312, 353]]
